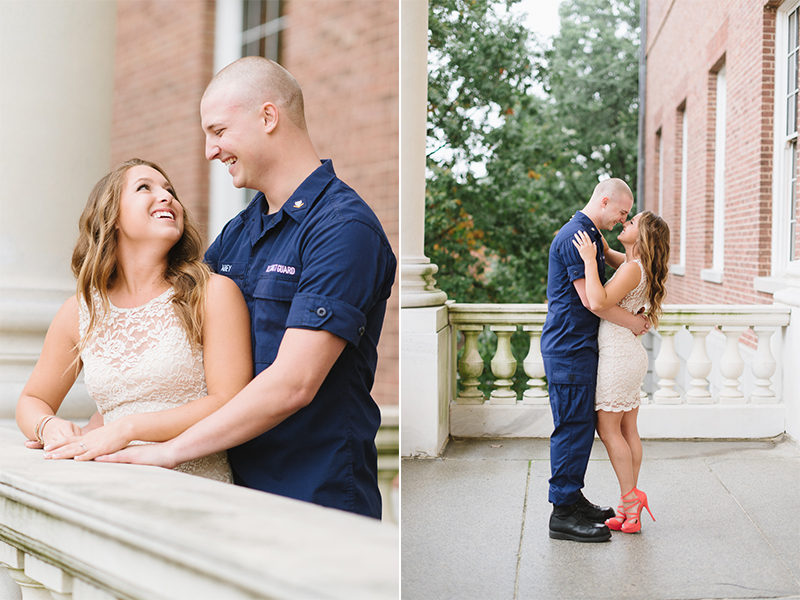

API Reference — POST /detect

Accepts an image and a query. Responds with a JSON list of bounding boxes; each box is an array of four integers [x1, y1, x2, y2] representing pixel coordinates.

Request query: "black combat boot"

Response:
[[549, 503, 611, 542], [574, 491, 615, 523]]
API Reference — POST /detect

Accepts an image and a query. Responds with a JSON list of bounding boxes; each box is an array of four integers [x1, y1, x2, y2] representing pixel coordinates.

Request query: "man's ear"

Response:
[[261, 102, 279, 133]]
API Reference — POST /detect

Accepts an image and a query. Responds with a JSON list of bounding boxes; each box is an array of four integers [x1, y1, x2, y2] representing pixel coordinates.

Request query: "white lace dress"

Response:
[[595, 259, 648, 412], [78, 288, 232, 482]]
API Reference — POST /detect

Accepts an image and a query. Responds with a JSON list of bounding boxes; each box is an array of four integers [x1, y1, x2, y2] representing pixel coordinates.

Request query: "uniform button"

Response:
[[316, 307, 327, 317], [568, 374, 575, 382], [358, 326, 365, 336]]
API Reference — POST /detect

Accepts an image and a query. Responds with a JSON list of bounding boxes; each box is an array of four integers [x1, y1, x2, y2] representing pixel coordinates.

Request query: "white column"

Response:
[[399, 0, 447, 308], [0, 1, 115, 422], [400, 0, 450, 456]]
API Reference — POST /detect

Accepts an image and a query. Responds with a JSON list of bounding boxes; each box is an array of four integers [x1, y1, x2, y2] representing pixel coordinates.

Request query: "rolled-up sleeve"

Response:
[[286, 219, 393, 347]]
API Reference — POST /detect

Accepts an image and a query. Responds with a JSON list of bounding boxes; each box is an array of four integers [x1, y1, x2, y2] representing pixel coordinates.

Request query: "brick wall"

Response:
[[643, 0, 788, 305], [281, 0, 399, 406], [110, 0, 215, 237], [110, 0, 399, 407]]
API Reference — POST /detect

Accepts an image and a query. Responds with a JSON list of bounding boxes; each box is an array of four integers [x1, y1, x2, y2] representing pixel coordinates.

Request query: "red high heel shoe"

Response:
[[621, 487, 655, 533], [605, 489, 636, 531]]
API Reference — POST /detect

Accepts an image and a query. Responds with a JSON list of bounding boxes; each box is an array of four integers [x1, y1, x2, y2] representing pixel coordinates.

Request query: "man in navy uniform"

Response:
[[102, 57, 395, 520], [541, 179, 649, 541]]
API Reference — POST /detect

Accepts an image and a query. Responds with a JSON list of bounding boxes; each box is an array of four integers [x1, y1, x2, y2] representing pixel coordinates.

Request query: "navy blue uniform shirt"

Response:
[[205, 160, 396, 519], [541, 211, 606, 357]]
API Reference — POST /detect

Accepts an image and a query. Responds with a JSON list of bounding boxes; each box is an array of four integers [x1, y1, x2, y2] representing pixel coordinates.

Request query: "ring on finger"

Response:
[[80, 443, 87, 452]]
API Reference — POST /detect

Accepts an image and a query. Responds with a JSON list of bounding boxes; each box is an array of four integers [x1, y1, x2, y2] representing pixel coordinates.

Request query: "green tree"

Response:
[[544, 0, 641, 202], [426, 0, 641, 304]]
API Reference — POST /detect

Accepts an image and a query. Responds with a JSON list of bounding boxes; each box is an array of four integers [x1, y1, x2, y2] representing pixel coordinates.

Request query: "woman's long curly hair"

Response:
[[636, 211, 671, 329], [71, 158, 210, 356]]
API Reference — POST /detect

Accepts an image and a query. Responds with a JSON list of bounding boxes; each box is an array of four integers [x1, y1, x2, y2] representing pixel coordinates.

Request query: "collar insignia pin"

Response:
[[293, 200, 305, 209]]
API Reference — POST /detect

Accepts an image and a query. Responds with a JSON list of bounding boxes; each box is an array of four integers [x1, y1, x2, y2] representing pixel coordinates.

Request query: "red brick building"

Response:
[[111, 0, 399, 406], [642, 0, 799, 306]]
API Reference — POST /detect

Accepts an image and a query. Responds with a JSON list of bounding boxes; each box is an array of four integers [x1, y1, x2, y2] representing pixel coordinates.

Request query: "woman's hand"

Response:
[[37, 417, 82, 450], [572, 230, 596, 263], [43, 418, 134, 461]]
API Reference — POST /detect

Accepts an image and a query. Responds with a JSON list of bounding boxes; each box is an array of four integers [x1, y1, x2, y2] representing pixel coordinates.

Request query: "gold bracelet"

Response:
[[33, 415, 48, 443], [36, 415, 57, 446]]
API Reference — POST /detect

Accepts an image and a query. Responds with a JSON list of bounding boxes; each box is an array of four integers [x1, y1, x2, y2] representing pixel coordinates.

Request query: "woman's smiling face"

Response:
[[116, 165, 184, 246], [617, 212, 642, 246]]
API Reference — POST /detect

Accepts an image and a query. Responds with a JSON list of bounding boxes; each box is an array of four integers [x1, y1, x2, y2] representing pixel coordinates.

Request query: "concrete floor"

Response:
[[401, 437, 800, 600]]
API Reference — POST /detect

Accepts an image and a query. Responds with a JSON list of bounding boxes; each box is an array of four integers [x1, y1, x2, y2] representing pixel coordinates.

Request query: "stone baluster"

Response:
[[653, 326, 682, 404], [489, 325, 517, 404], [718, 326, 747, 403], [1, 565, 22, 600], [0, 543, 50, 600], [25, 556, 72, 600], [685, 326, 713, 403], [751, 326, 779, 403], [521, 324, 548, 404], [455, 325, 485, 404]]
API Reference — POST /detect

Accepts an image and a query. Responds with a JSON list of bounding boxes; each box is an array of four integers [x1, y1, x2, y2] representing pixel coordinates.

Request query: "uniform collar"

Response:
[[575, 210, 602, 240], [240, 159, 337, 243], [280, 159, 337, 224]]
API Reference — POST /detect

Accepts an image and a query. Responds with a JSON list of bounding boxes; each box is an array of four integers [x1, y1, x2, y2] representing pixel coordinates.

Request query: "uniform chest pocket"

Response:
[[254, 273, 300, 301]]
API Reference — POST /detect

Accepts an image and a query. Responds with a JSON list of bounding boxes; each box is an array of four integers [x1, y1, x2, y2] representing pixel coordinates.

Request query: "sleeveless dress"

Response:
[[78, 288, 232, 482], [595, 259, 648, 412]]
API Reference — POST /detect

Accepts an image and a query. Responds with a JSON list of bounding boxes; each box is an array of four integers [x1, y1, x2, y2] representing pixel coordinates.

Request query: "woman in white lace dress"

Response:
[[16, 159, 252, 482], [573, 210, 670, 533]]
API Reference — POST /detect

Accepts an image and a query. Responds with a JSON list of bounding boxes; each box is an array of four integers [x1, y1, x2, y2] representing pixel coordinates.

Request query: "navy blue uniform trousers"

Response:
[[544, 350, 598, 506]]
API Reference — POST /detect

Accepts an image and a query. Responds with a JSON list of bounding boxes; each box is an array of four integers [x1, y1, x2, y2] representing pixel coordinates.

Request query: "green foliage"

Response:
[[545, 0, 640, 193], [426, 0, 641, 304]]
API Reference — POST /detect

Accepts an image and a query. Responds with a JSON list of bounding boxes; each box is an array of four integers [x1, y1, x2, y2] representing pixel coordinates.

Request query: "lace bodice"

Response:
[[595, 260, 648, 412], [615, 259, 647, 314], [78, 288, 231, 482]]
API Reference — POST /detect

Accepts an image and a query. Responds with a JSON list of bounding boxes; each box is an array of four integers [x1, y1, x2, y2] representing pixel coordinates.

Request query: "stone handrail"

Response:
[[448, 304, 792, 438], [0, 428, 398, 600]]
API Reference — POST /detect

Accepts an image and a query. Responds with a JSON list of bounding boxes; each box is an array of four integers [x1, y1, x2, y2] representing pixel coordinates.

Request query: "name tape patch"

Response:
[[266, 263, 296, 275]]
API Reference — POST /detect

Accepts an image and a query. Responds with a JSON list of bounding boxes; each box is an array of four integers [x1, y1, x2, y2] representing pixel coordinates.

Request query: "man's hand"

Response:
[[629, 310, 651, 336], [95, 442, 180, 470]]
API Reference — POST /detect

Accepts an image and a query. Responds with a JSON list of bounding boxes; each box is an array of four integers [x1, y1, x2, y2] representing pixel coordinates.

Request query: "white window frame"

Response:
[[208, 0, 247, 241], [207, 1, 288, 241], [672, 107, 688, 276], [701, 64, 726, 284], [759, 0, 800, 293], [656, 129, 663, 216]]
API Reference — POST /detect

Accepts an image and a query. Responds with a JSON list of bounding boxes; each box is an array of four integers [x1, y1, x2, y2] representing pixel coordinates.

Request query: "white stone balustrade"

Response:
[[449, 304, 791, 439], [0, 428, 398, 600]]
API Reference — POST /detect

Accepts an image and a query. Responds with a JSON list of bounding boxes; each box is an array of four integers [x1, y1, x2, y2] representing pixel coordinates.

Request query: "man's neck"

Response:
[[261, 153, 322, 214], [578, 208, 602, 230]]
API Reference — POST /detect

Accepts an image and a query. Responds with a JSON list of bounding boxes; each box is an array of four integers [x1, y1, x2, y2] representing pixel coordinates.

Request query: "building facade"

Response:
[[642, 0, 799, 306]]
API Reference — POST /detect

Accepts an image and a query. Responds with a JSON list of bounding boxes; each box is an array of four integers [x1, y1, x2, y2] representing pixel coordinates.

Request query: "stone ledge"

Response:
[[449, 402, 786, 440], [0, 429, 398, 599]]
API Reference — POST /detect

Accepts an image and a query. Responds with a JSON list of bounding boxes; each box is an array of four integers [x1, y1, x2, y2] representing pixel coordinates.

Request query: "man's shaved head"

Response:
[[591, 178, 633, 205], [203, 56, 307, 130]]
